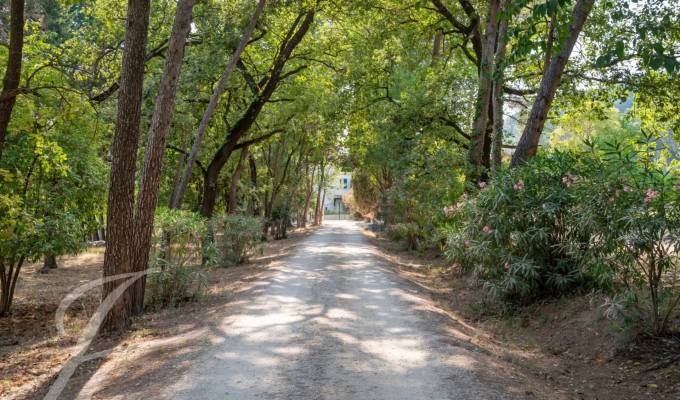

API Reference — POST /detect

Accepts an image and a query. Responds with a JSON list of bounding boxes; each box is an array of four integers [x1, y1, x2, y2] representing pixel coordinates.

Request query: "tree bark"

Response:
[[431, 29, 443, 67], [467, 0, 500, 183], [491, 0, 510, 175], [227, 146, 249, 214], [0, 0, 25, 162], [101, 0, 151, 332], [128, 0, 196, 316], [198, 10, 315, 217], [247, 154, 259, 215], [313, 163, 325, 226], [511, 0, 595, 166], [170, 0, 267, 209], [40, 254, 58, 274], [301, 164, 316, 227]]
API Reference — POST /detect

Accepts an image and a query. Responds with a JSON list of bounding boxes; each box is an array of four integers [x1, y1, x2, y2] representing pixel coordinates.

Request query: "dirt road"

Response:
[[141, 221, 526, 400]]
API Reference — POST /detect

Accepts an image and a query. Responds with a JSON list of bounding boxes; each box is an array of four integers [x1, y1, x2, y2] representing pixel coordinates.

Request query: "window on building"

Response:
[[343, 177, 348, 189]]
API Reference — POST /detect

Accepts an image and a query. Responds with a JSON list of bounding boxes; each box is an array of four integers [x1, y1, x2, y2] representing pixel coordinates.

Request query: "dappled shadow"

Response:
[[147, 221, 533, 400]]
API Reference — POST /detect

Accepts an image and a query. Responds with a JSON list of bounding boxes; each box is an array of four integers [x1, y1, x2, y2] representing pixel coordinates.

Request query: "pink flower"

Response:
[[478, 181, 487, 189], [644, 188, 660, 203], [482, 225, 494, 234], [513, 180, 525, 191]]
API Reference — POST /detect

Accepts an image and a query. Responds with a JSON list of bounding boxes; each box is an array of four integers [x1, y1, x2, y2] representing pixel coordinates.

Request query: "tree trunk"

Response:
[[467, 0, 500, 184], [491, 0, 510, 175], [314, 163, 325, 226], [128, 0, 196, 316], [228, 146, 249, 214], [101, 0, 151, 332], [40, 254, 58, 274], [0, 257, 24, 316], [247, 154, 259, 215], [0, 0, 25, 162], [511, 0, 595, 166], [431, 29, 443, 66], [301, 165, 316, 227], [170, 0, 267, 209]]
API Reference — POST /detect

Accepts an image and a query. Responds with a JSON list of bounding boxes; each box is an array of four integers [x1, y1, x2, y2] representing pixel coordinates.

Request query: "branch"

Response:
[[234, 128, 285, 150], [166, 145, 207, 174]]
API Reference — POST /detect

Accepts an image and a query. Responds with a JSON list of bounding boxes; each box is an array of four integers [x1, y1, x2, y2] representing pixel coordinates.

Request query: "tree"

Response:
[[198, 9, 316, 217], [0, 0, 26, 162], [511, 0, 596, 166], [129, 0, 197, 315], [101, 0, 151, 331], [169, 0, 267, 209]]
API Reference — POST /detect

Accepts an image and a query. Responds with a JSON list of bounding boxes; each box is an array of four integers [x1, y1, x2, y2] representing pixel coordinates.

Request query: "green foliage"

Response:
[[447, 151, 596, 306], [146, 208, 207, 309], [145, 264, 207, 310], [447, 135, 680, 335], [569, 135, 680, 335], [210, 214, 262, 267]]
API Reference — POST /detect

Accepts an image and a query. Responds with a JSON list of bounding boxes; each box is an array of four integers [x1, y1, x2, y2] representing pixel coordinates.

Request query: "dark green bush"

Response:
[[146, 208, 208, 309], [447, 138, 680, 335], [210, 214, 262, 266], [447, 151, 596, 305]]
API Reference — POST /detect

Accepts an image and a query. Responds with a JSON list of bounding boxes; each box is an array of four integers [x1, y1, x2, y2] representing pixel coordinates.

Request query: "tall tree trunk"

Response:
[[511, 0, 595, 166], [170, 0, 267, 209], [314, 163, 325, 226], [247, 154, 259, 215], [0, 0, 25, 162], [101, 0, 151, 332], [491, 0, 510, 175], [128, 0, 196, 316], [467, 0, 500, 184], [227, 146, 249, 214], [301, 164, 315, 227]]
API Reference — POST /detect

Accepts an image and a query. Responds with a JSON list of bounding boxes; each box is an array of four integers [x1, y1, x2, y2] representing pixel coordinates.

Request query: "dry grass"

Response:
[[0, 227, 317, 400]]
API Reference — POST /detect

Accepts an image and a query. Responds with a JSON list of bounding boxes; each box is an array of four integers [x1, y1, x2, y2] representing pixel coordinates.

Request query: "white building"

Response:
[[323, 171, 352, 214]]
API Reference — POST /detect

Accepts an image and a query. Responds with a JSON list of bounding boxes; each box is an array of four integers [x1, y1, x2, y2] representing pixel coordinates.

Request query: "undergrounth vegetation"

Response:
[[0, 228, 316, 399], [362, 227, 680, 400]]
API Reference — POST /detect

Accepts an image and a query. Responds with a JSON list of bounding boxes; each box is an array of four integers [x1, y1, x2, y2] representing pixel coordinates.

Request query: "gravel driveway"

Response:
[[159, 221, 527, 400]]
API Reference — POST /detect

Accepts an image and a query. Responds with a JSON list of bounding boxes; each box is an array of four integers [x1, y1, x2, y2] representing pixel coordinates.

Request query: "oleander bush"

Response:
[[447, 136, 680, 334]]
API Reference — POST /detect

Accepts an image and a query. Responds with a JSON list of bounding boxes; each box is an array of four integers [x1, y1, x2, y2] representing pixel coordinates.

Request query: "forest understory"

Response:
[[362, 227, 680, 400]]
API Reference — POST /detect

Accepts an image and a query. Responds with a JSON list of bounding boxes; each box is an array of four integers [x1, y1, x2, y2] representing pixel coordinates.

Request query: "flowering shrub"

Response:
[[447, 137, 680, 335], [447, 151, 595, 305], [568, 139, 680, 335]]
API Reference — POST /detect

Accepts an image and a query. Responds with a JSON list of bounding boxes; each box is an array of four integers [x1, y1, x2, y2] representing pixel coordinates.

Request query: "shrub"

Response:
[[387, 222, 423, 251], [146, 208, 208, 309], [569, 138, 680, 335], [447, 151, 597, 305], [145, 264, 207, 310], [447, 136, 680, 335], [210, 214, 262, 266]]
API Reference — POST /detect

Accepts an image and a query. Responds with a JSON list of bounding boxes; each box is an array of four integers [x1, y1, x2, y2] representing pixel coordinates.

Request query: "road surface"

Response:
[[157, 221, 526, 400]]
